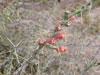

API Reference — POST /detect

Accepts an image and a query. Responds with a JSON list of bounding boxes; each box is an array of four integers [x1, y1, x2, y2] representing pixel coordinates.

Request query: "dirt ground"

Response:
[[0, 0, 100, 75]]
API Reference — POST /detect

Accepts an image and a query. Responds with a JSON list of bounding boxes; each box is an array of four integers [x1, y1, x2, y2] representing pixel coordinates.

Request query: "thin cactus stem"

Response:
[[68, 0, 95, 18]]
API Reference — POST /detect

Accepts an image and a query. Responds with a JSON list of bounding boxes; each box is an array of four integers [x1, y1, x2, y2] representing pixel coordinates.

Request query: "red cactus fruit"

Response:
[[68, 16, 75, 21], [48, 38, 55, 44], [56, 25, 61, 31], [54, 33, 64, 40], [56, 46, 67, 52]]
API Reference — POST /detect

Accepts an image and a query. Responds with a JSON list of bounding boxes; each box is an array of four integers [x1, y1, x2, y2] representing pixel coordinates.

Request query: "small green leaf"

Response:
[[60, 20, 66, 25], [64, 12, 68, 20]]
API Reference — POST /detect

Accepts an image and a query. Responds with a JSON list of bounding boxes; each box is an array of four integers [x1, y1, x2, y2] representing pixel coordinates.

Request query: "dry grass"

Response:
[[0, 0, 100, 75]]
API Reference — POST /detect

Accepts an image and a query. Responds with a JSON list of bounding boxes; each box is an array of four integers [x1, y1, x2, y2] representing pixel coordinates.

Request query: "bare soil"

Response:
[[0, 0, 100, 75]]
